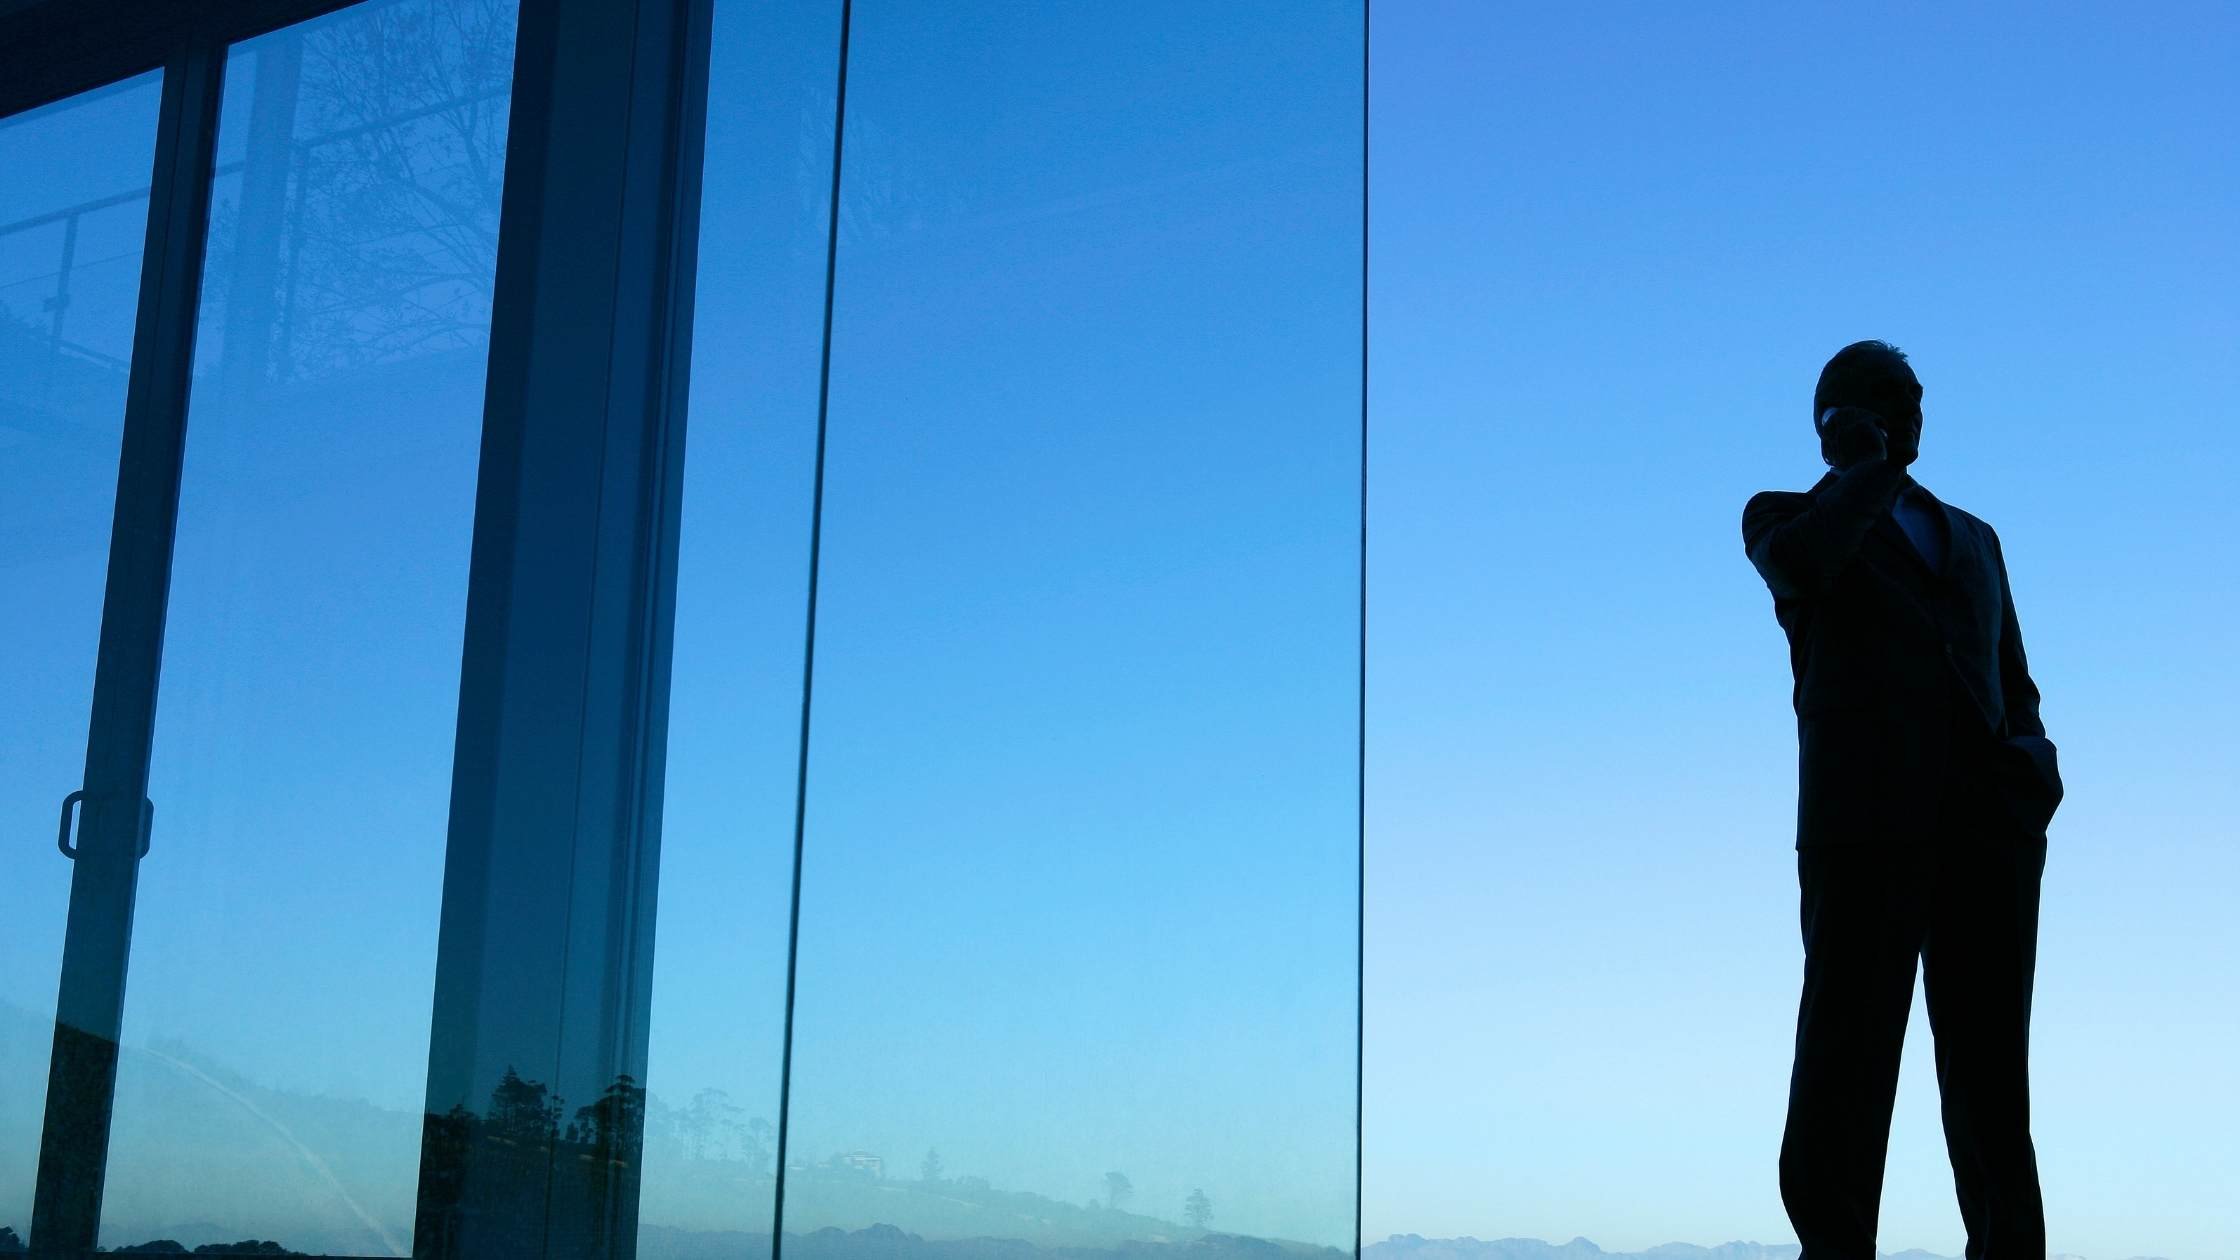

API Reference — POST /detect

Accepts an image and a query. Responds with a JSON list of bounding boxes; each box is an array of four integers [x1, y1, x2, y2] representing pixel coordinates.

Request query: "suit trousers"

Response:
[[1779, 702, 2049, 1260]]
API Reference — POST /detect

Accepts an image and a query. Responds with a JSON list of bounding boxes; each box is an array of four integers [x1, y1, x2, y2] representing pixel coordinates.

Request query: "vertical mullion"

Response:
[[29, 33, 224, 1260], [1354, 6, 1369, 1257], [411, 0, 713, 1255], [767, 0, 852, 1251]]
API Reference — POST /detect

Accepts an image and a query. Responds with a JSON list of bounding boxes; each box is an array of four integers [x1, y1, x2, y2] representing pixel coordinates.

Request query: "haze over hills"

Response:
[[0, 1005, 2175, 1260], [1365, 1237, 2161, 1260], [1368, 1236, 1804, 1260], [16, 1226, 2161, 1260]]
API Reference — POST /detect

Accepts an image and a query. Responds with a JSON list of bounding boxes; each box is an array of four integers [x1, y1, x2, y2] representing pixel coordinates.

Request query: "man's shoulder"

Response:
[[1742, 486, 1813, 521], [1944, 501, 1993, 530], [1933, 495, 2001, 543], [1747, 468, 1839, 512]]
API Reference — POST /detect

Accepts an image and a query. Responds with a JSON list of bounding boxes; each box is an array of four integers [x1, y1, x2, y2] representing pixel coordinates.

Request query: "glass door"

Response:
[[0, 69, 168, 1254], [4, 1, 520, 1253], [98, 3, 517, 1252]]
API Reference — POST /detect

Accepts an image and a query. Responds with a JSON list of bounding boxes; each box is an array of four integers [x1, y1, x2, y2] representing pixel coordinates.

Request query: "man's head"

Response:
[[1814, 340, 1923, 467]]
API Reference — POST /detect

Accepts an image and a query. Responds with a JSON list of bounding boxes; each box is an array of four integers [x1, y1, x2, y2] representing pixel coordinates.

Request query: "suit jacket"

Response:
[[1743, 457, 2062, 847]]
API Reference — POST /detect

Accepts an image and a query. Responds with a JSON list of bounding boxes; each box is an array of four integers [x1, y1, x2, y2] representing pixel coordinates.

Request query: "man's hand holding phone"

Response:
[[1820, 406, 1889, 469]]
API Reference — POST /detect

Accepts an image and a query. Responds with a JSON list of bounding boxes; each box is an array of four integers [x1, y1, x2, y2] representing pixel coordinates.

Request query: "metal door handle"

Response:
[[57, 790, 152, 859], [57, 790, 85, 857]]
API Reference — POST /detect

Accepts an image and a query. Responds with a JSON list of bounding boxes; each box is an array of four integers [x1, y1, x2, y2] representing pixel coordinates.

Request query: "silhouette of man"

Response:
[[1743, 341, 2064, 1259]]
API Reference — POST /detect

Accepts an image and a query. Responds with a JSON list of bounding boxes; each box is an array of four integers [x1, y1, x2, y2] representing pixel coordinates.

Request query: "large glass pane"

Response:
[[781, 3, 1362, 1255], [0, 71, 164, 1249], [637, 0, 841, 1251], [1367, 7, 2238, 1260], [94, 1, 517, 1251]]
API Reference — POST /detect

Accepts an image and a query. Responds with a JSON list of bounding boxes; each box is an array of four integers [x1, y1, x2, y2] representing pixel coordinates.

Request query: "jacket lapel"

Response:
[[1802, 469, 1944, 621], [1905, 477, 1959, 578], [1873, 507, 1941, 581], [1802, 469, 1956, 585], [1874, 475, 1953, 582]]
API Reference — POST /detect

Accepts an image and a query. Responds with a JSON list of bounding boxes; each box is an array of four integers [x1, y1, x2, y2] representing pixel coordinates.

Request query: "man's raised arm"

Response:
[[1742, 409, 1908, 600]]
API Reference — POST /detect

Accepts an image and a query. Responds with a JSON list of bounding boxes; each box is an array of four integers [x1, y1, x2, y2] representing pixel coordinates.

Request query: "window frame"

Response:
[[0, 0, 713, 1255]]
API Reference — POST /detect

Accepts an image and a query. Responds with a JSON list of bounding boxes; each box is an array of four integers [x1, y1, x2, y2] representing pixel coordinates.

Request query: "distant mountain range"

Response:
[[1366, 1236, 2165, 1260], [1369, 1236, 1798, 1260], [0, 1221, 2172, 1260]]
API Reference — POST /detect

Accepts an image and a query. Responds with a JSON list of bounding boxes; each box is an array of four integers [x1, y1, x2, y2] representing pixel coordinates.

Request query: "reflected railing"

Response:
[[0, 94, 511, 399]]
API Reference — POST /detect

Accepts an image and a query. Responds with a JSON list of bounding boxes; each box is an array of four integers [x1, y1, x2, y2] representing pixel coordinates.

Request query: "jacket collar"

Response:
[[1881, 478, 1952, 579], [1805, 466, 1924, 496], [1808, 467, 1954, 580]]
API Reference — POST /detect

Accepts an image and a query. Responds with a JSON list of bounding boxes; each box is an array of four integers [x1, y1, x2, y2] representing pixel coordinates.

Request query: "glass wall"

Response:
[[92, 0, 516, 1251], [1366, 6, 2237, 1260], [773, 1, 1362, 1252], [648, 0, 1366, 1251], [4, 0, 1365, 1254], [649, 0, 1369, 1252], [0, 70, 165, 1248], [637, 0, 841, 1251]]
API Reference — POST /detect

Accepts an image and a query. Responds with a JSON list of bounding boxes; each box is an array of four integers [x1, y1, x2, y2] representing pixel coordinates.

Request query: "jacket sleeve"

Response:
[[1741, 456, 1907, 600], [1990, 528, 2046, 739]]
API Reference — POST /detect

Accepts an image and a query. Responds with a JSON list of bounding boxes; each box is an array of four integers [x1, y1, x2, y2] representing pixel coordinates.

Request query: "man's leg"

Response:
[[1781, 844, 1932, 1259], [1924, 836, 2049, 1260]]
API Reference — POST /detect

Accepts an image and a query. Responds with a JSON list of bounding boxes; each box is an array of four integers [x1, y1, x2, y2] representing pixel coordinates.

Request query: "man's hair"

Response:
[[1813, 340, 1916, 465], [1813, 340, 1911, 423]]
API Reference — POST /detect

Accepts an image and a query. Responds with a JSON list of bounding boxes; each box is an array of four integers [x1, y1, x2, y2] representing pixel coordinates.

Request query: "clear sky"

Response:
[[2, 2, 2234, 1258], [1366, 4, 2237, 1259]]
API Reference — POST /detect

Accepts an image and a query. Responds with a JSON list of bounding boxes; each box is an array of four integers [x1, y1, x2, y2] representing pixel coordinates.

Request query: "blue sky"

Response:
[[1367, 4, 2237, 1258], [2, 2, 2234, 1257]]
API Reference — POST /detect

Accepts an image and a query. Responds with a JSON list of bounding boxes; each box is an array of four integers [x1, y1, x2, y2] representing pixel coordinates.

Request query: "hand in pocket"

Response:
[[1997, 735, 2063, 833]]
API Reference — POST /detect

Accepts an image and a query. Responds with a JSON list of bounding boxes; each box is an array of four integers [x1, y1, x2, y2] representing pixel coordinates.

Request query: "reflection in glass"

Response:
[[780, 2, 1362, 1255], [91, 2, 516, 1251], [0, 71, 165, 1247], [636, 0, 843, 1252]]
